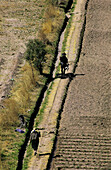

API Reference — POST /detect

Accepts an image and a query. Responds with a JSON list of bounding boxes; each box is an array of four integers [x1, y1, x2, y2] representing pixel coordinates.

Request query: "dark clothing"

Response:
[[19, 115, 27, 128], [30, 130, 41, 154], [32, 139, 39, 151], [60, 53, 69, 74], [60, 56, 68, 66]]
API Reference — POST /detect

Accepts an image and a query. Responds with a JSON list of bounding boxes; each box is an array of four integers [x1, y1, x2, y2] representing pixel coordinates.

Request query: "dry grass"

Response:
[[42, 19, 52, 34], [45, 4, 60, 19], [38, 4, 64, 43], [2, 62, 39, 126], [0, 62, 40, 169]]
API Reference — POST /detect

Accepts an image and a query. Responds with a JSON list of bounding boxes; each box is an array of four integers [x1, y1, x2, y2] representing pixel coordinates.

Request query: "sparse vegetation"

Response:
[[35, 81, 54, 128], [62, 0, 77, 52], [22, 144, 33, 170]]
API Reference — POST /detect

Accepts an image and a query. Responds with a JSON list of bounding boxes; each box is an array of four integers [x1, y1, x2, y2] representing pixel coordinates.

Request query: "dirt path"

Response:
[[51, 0, 111, 169], [27, 0, 87, 169]]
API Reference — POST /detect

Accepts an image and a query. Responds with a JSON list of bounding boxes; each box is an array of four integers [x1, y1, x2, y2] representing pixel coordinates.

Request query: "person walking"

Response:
[[30, 129, 41, 156], [60, 52, 69, 75]]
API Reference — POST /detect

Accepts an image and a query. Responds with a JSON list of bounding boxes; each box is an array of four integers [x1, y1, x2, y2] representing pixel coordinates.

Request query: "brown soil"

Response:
[[0, 0, 45, 103], [51, 0, 111, 169]]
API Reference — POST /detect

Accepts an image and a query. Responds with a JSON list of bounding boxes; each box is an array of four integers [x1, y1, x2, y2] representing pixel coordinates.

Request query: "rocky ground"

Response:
[[51, 0, 111, 169]]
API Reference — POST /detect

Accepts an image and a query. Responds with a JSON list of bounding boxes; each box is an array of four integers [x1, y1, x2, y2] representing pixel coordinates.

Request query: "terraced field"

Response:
[[51, 0, 111, 169]]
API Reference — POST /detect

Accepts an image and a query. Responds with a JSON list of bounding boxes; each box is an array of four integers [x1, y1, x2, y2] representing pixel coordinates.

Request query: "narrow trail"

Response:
[[27, 0, 85, 169], [17, 1, 74, 169], [50, 0, 111, 169]]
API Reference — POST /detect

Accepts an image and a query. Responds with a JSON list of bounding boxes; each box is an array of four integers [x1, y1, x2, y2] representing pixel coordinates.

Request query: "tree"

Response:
[[25, 39, 46, 74]]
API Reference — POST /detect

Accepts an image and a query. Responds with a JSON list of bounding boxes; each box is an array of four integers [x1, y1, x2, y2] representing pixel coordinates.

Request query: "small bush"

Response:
[[25, 39, 46, 74]]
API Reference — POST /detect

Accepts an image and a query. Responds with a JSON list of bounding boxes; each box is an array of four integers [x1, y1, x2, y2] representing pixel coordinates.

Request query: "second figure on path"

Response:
[[60, 53, 69, 75], [30, 129, 41, 156]]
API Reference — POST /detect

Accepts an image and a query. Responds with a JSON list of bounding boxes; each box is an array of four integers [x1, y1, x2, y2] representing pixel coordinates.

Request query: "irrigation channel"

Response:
[[16, 0, 74, 169]]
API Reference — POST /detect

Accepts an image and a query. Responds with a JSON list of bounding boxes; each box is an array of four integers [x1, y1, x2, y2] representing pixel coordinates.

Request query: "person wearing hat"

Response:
[[30, 128, 41, 156], [60, 52, 69, 75]]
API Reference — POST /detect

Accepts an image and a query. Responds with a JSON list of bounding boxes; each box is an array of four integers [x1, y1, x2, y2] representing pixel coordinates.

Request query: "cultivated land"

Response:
[[51, 0, 111, 169], [0, 0, 45, 102]]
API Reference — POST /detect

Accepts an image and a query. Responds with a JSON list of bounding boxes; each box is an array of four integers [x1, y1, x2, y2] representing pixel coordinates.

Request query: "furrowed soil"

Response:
[[0, 0, 45, 102], [51, 0, 111, 169]]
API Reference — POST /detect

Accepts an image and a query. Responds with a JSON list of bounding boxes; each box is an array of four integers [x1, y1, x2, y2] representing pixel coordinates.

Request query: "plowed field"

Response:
[[51, 0, 111, 169]]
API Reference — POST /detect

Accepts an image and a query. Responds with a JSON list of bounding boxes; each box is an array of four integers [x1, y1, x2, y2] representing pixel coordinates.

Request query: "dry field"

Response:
[[0, 0, 45, 102]]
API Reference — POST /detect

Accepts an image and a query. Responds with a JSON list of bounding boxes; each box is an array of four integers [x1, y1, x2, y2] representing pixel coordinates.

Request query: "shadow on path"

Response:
[[53, 73, 85, 80], [39, 153, 50, 157]]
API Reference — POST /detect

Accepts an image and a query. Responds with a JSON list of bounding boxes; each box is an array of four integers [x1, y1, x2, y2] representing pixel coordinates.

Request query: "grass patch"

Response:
[[35, 82, 54, 128], [0, 61, 46, 169], [0, 128, 26, 170], [62, 0, 77, 53], [22, 144, 33, 170]]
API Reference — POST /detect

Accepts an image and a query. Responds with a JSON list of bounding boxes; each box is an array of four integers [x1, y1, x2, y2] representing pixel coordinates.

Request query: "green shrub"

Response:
[[25, 39, 46, 74]]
